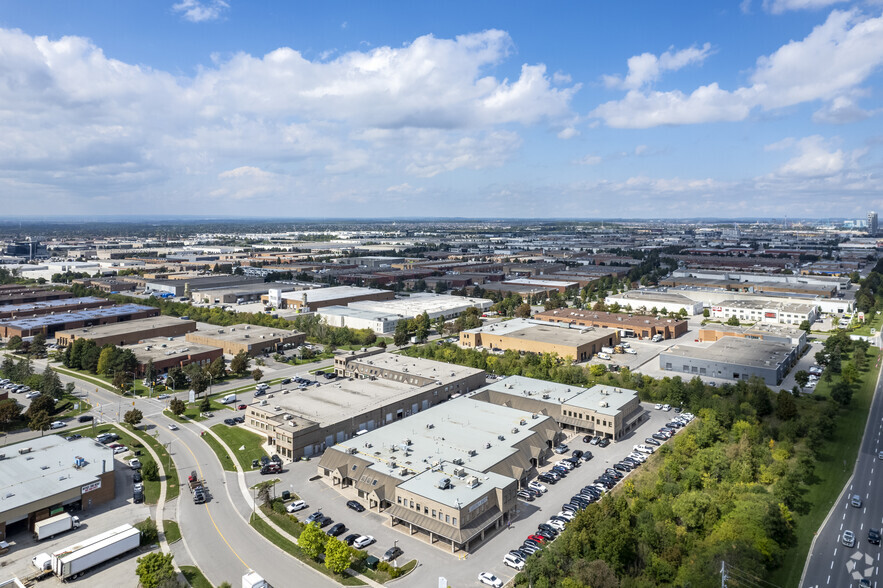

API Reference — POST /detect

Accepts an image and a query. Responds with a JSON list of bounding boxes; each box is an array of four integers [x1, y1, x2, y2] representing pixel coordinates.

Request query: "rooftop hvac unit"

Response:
[[519, 419, 527, 425], [452, 458, 464, 466], [453, 467, 465, 477], [542, 393, 550, 399], [485, 442, 492, 449], [468, 449, 477, 456], [498, 435, 505, 441], [437, 477, 452, 490], [18, 447, 32, 454], [466, 476, 480, 488], [389, 461, 397, 468], [347, 446, 357, 454], [244, 325, 250, 330], [403, 438, 412, 446], [531, 413, 539, 419], [284, 414, 293, 420], [244, 335, 249, 338], [511, 427, 519, 434], [599, 401, 609, 408]]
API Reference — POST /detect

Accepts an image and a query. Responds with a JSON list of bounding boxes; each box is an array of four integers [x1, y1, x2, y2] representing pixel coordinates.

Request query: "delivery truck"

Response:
[[37, 523, 141, 581], [221, 393, 237, 404], [243, 569, 272, 588], [34, 512, 81, 541]]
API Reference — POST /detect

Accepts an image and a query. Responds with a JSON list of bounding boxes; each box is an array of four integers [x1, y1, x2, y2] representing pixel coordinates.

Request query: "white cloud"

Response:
[[576, 155, 601, 165], [763, 0, 847, 14], [172, 0, 229, 23], [634, 144, 648, 156], [593, 10, 883, 128], [812, 95, 874, 123], [603, 43, 713, 90], [386, 183, 424, 193], [218, 165, 271, 179], [557, 127, 579, 139]]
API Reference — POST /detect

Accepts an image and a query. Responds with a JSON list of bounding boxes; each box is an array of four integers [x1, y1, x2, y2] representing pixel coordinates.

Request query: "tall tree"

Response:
[[28, 410, 51, 435], [230, 351, 250, 375], [169, 398, 186, 416], [324, 536, 351, 575], [40, 366, 63, 399], [124, 408, 143, 428], [299, 523, 327, 559], [96, 347, 115, 375], [29, 333, 46, 358]]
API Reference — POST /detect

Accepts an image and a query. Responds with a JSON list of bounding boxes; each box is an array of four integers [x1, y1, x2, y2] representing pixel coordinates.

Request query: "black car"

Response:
[[327, 523, 347, 537], [517, 490, 534, 501], [551, 466, 569, 476], [344, 533, 360, 546], [598, 438, 611, 448], [271, 454, 282, 464], [133, 471, 143, 483], [644, 438, 661, 446], [223, 418, 236, 426], [234, 416, 245, 424], [673, 407, 682, 413], [77, 415, 93, 423], [519, 543, 540, 555], [582, 435, 593, 443], [613, 463, 631, 473], [260, 455, 271, 466], [666, 421, 683, 429], [652, 433, 668, 441], [347, 500, 366, 512], [605, 468, 623, 479], [317, 515, 333, 528], [281, 378, 291, 384], [564, 456, 581, 467], [535, 529, 556, 541], [869, 528, 881, 545], [537, 474, 556, 485], [133, 490, 144, 504], [382, 546, 404, 562], [65, 434, 82, 441], [571, 449, 584, 459], [581, 451, 593, 461], [509, 548, 529, 560]]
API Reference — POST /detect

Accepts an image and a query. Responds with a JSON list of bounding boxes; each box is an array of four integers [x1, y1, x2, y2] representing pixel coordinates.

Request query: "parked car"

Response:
[[582, 435, 593, 443], [223, 418, 236, 426], [598, 438, 610, 448], [346, 500, 366, 512], [478, 572, 503, 587], [113, 445, 128, 454], [382, 546, 403, 562], [65, 434, 82, 441], [553, 445, 568, 454], [528, 481, 547, 493], [503, 553, 525, 570], [286, 500, 307, 513], [343, 533, 360, 546], [327, 523, 347, 537], [133, 490, 144, 504], [353, 535, 375, 548], [128, 459, 142, 470], [590, 436, 601, 445], [516, 490, 534, 501], [652, 433, 668, 441], [537, 473, 556, 485], [237, 404, 247, 410], [581, 451, 593, 461], [571, 449, 584, 459], [644, 438, 661, 446]]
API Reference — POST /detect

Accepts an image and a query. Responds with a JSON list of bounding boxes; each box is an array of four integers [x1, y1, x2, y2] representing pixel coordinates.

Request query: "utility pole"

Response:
[[720, 560, 728, 588]]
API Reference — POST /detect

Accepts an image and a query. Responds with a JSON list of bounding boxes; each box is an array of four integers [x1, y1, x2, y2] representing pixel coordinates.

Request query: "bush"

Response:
[[142, 460, 159, 482], [135, 517, 158, 546]]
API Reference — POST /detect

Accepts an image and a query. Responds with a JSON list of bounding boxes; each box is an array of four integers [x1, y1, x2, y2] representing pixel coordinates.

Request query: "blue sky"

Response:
[[0, 1, 881, 219]]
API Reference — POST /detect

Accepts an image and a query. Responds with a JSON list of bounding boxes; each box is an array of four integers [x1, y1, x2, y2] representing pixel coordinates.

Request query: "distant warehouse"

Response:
[[121, 337, 223, 377], [0, 297, 114, 321], [0, 304, 159, 339], [55, 315, 197, 347], [264, 285, 395, 312], [534, 308, 687, 340], [459, 318, 619, 362], [185, 324, 305, 356], [659, 337, 797, 386]]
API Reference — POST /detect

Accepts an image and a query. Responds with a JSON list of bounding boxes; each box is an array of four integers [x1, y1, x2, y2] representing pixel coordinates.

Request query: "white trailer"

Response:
[[34, 512, 81, 541], [50, 524, 140, 580]]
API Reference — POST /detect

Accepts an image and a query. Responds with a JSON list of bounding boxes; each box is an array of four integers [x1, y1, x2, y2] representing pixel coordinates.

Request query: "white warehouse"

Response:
[[317, 306, 401, 335]]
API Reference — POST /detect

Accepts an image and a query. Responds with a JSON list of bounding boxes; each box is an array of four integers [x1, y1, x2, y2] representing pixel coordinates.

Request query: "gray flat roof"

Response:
[[0, 297, 107, 315], [475, 375, 636, 416], [0, 436, 115, 516], [504, 278, 578, 288], [662, 337, 793, 368], [611, 290, 697, 304], [280, 285, 389, 303], [347, 293, 493, 317], [57, 315, 194, 339], [0, 304, 155, 331], [397, 461, 513, 510], [317, 305, 401, 321], [702, 322, 805, 338], [716, 299, 817, 313], [191, 324, 297, 343], [121, 337, 220, 363], [462, 318, 616, 347]]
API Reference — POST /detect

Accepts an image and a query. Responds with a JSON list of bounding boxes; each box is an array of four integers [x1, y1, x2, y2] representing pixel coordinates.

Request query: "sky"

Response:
[[0, 1, 882, 219]]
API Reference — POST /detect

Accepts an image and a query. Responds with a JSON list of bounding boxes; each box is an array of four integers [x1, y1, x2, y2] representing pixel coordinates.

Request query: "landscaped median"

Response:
[[196, 421, 268, 472], [76, 423, 164, 504], [180, 565, 213, 588], [127, 425, 181, 501]]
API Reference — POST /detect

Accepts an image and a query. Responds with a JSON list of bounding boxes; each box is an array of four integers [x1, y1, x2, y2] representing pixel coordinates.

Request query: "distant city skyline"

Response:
[[0, 1, 881, 218]]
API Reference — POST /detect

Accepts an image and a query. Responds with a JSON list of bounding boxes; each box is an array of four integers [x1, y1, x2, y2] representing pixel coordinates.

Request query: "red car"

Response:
[[527, 534, 547, 544], [237, 404, 247, 410]]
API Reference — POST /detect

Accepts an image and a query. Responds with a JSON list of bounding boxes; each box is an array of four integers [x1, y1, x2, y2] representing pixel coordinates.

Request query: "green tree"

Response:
[[794, 370, 809, 388], [142, 460, 159, 481], [324, 536, 351, 575], [28, 409, 51, 435], [393, 320, 410, 346], [135, 552, 176, 588], [144, 359, 157, 386], [799, 319, 811, 333], [514, 303, 532, 318], [831, 381, 853, 406], [167, 367, 188, 390], [702, 308, 710, 318], [40, 366, 63, 399], [124, 408, 143, 428], [199, 396, 211, 412], [113, 370, 130, 392], [26, 394, 55, 418], [0, 398, 23, 425], [230, 351, 250, 375], [589, 364, 608, 377], [841, 362, 858, 386], [251, 368, 264, 383], [299, 522, 327, 559], [726, 315, 741, 326], [29, 333, 47, 358], [6, 335, 23, 351], [169, 398, 186, 416], [189, 368, 210, 396], [776, 390, 798, 421], [208, 356, 227, 380], [96, 346, 115, 375]]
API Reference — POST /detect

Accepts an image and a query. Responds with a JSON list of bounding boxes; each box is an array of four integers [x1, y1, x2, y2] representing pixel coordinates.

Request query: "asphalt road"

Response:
[[802, 363, 883, 588]]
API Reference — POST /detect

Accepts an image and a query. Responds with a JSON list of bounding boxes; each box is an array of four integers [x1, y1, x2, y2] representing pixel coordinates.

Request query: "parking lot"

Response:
[[255, 402, 675, 587]]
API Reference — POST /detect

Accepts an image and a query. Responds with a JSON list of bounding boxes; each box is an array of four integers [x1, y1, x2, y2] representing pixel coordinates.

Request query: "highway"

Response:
[[802, 361, 883, 588]]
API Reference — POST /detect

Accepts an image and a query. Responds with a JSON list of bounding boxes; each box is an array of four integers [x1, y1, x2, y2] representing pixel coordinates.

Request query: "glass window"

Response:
[[432, 509, 436, 517], [445, 514, 450, 523], [452, 517, 457, 525]]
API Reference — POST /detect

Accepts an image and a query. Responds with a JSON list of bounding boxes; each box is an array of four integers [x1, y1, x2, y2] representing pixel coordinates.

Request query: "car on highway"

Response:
[[353, 535, 375, 548], [878, 450, 883, 460], [77, 415, 93, 422], [113, 445, 128, 454], [157, 394, 170, 400], [842, 530, 856, 547], [346, 500, 366, 512], [869, 528, 881, 545], [850, 495, 862, 508], [326, 523, 347, 537], [133, 480, 144, 492], [478, 572, 503, 587], [286, 500, 307, 513], [167, 423, 178, 430], [382, 546, 403, 562]]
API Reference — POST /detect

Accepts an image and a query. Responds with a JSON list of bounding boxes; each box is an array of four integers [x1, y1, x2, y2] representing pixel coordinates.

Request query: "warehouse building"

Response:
[[316, 396, 559, 553], [459, 318, 619, 362], [0, 304, 160, 339], [190, 283, 274, 305], [0, 297, 114, 321], [186, 324, 305, 356], [534, 308, 688, 340], [317, 306, 401, 335], [0, 436, 115, 542], [604, 289, 704, 316], [121, 337, 223, 376], [698, 323, 807, 350], [471, 376, 645, 440], [659, 338, 797, 386], [0, 289, 72, 307], [245, 351, 486, 460], [346, 293, 493, 321], [500, 278, 579, 294], [264, 285, 395, 311], [709, 299, 818, 326], [55, 315, 196, 347], [145, 275, 264, 297]]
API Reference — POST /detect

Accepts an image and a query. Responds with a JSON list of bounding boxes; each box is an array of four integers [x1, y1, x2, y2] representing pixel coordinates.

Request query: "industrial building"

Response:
[[471, 376, 645, 440], [316, 395, 559, 553], [185, 324, 305, 356], [346, 293, 493, 321], [145, 275, 264, 297], [190, 282, 274, 305], [0, 288, 72, 307], [55, 315, 196, 347], [0, 304, 160, 339], [459, 318, 619, 362], [698, 323, 807, 350], [317, 306, 401, 335], [709, 299, 818, 326], [500, 278, 579, 293], [659, 337, 797, 386], [0, 297, 114, 321], [604, 290, 704, 316], [534, 308, 688, 340], [121, 337, 223, 376], [264, 285, 395, 311], [245, 351, 487, 460], [0, 436, 116, 542]]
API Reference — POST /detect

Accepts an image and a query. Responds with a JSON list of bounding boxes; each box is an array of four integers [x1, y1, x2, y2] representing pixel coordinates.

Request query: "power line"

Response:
[[725, 563, 783, 588]]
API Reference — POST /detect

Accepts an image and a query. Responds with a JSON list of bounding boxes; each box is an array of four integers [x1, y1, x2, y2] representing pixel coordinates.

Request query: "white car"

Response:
[[49, 421, 66, 429], [128, 458, 142, 469], [547, 518, 566, 531], [528, 480, 547, 493], [353, 535, 375, 549], [555, 460, 574, 470], [167, 423, 178, 430], [286, 500, 307, 513], [157, 394, 170, 400], [26, 391, 41, 399], [503, 553, 525, 570], [635, 444, 655, 454], [625, 348, 637, 354], [654, 403, 662, 410], [662, 404, 672, 411], [557, 510, 576, 521], [478, 572, 503, 587], [113, 445, 129, 454]]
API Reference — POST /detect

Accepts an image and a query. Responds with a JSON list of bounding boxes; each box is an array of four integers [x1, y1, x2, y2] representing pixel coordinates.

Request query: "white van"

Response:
[[220, 394, 236, 405], [597, 352, 611, 360], [503, 553, 525, 570]]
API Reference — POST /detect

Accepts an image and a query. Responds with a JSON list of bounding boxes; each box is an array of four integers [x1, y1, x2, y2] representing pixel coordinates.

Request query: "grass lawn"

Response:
[[355, 559, 418, 584], [770, 347, 880, 587], [260, 502, 305, 539], [128, 427, 180, 501], [163, 519, 181, 544], [165, 406, 206, 422], [209, 424, 268, 471], [201, 430, 237, 472], [248, 513, 365, 586], [81, 424, 163, 504], [179, 566, 213, 588], [56, 394, 91, 417], [850, 310, 882, 336]]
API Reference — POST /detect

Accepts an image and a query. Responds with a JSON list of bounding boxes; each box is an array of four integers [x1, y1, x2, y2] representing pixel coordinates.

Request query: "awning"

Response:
[[384, 504, 502, 544]]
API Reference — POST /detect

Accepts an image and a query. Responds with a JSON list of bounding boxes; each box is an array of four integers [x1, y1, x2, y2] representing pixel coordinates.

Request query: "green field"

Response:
[[770, 348, 880, 587], [209, 423, 268, 471], [201, 430, 237, 472]]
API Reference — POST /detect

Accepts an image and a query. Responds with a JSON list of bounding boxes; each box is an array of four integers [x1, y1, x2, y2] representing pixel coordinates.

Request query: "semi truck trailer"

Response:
[[32, 523, 140, 581]]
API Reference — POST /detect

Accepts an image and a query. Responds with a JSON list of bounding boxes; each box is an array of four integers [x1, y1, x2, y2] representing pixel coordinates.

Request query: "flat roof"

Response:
[[476, 375, 636, 416], [397, 461, 513, 510], [610, 290, 697, 304], [0, 436, 115, 516], [504, 278, 578, 288], [279, 285, 389, 303], [121, 337, 220, 363], [347, 293, 493, 317], [317, 305, 401, 321], [535, 308, 687, 330], [57, 315, 194, 339], [716, 299, 816, 313], [662, 337, 794, 369], [191, 324, 297, 343], [0, 304, 155, 331], [0, 297, 108, 315], [701, 322, 805, 338], [462, 318, 617, 347]]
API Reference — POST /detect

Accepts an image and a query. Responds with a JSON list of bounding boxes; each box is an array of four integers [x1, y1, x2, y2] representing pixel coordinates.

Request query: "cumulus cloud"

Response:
[[602, 43, 713, 90], [763, 0, 847, 14], [593, 9, 883, 128], [557, 127, 579, 139], [172, 0, 229, 23], [576, 155, 601, 165], [812, 95, 874, 123], [386, 183, 424, 193]]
